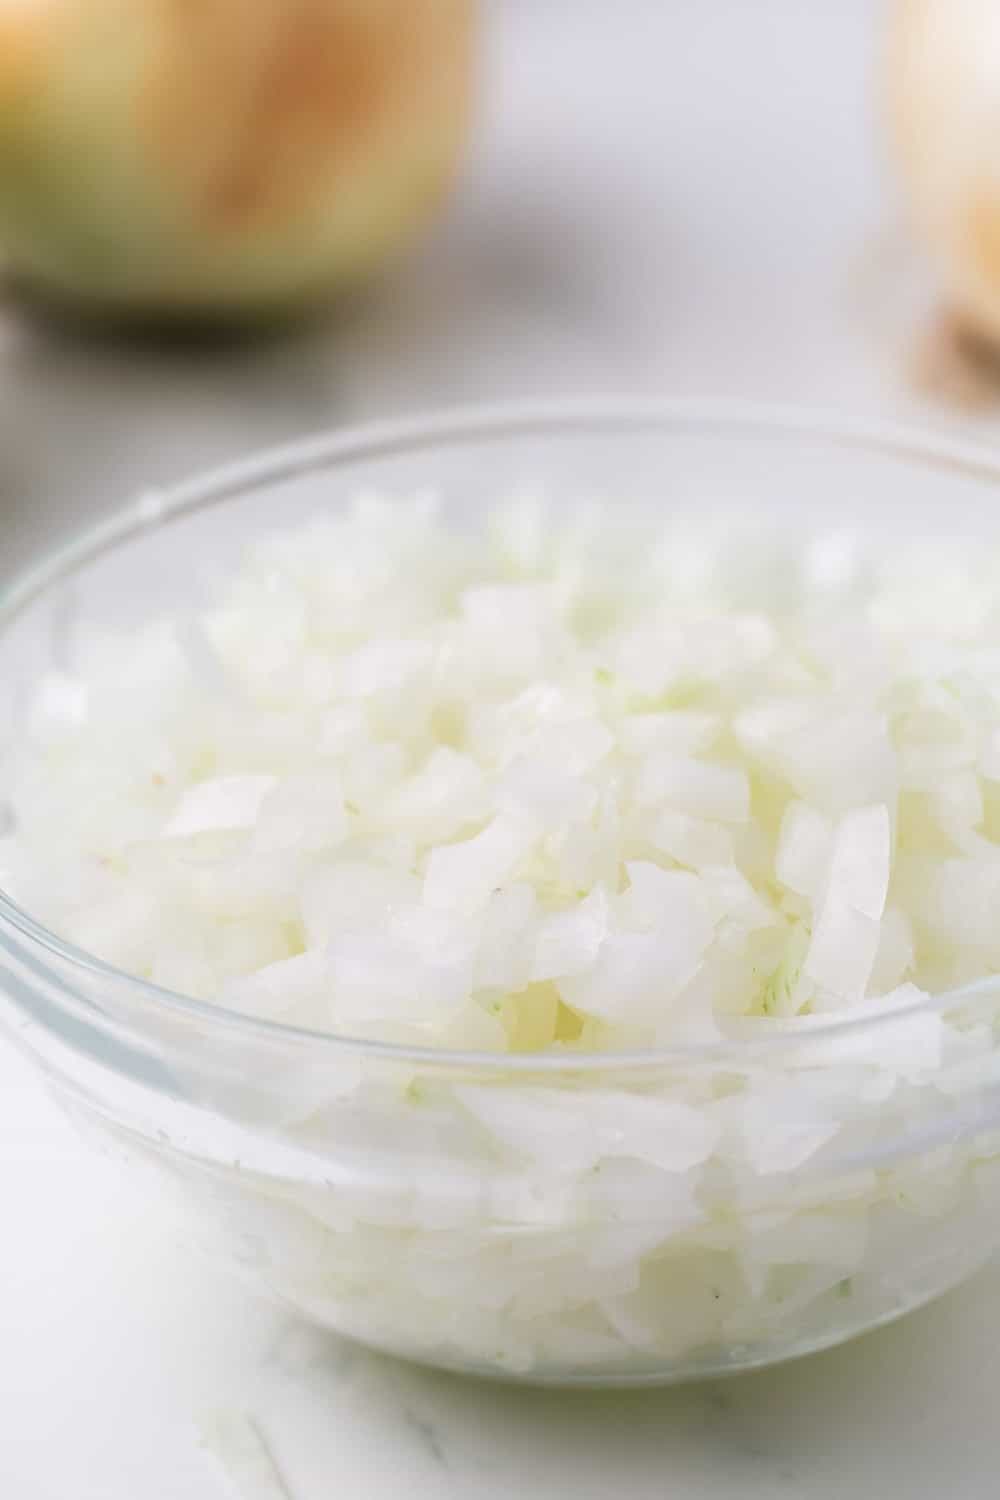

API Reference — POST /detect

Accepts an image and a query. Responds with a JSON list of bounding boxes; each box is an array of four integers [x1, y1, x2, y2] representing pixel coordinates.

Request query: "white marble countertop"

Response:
[[4, 1, 1000, 1495]]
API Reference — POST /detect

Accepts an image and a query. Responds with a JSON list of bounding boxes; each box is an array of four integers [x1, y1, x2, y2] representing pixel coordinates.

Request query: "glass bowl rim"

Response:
[[4, 394, 1000, 1075]]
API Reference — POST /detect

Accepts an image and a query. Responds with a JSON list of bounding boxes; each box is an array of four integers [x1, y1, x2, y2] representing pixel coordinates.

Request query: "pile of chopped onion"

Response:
[[6, 494, 1000, 1050], [9, 492, 1000, 1378]]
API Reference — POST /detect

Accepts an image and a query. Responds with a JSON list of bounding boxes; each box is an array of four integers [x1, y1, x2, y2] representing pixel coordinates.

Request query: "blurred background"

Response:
[[0, 0, 980, 583]]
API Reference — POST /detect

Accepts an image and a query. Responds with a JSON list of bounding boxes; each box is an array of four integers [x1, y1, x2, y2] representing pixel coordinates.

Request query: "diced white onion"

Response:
[[10, 495, 1000, 1380]]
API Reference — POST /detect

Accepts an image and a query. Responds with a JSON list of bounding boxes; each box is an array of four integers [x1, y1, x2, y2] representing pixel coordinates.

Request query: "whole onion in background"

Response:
[[0, 0, 473, 322], [889, 0, 1000, 350]]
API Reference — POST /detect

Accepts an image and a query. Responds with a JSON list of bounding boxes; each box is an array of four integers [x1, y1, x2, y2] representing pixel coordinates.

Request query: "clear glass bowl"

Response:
[[4, 401, 1000, 1387]]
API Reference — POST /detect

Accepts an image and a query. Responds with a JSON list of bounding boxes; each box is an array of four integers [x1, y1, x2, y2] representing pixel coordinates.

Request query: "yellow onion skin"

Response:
[[889, 0, 1000, 346], [0, 0, 473, 321]]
